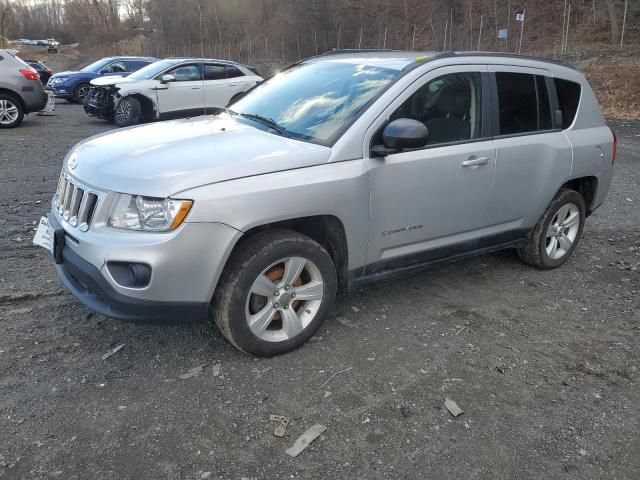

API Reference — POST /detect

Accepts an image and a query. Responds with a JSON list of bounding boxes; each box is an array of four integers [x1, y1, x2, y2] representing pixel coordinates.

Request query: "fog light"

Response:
[[107, 262, 151, 288]]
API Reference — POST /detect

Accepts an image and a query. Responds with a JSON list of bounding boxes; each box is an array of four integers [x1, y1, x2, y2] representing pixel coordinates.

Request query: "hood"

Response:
[[91, 75, 136, 87], [64, 114, 331, 198], [51, 70, 95, 79]]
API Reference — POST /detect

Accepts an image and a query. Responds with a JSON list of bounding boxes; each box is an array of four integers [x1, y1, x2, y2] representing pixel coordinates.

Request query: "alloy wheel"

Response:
[[0, 99, 19, 125], [545, 203, 580, 260], [245, 257, 324, 343], [115, 99, 132, 125], [77, 85, 91, 102]]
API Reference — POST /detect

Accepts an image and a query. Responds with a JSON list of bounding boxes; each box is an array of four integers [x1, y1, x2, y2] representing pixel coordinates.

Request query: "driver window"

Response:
[[166, 64, 203, 82], [104, 61, 126, 73], [391, 72, 482, 145]]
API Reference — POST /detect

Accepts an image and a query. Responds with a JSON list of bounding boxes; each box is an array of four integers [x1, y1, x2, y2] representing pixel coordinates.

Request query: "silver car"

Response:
[[35, 51, 615, 356], [0, 49, 48, 128]]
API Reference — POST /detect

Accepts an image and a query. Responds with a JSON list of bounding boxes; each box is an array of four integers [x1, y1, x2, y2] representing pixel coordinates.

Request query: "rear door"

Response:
[[486, 67, 573, 242], [202, 63, 230, 110], [155, 62, 205, 117]]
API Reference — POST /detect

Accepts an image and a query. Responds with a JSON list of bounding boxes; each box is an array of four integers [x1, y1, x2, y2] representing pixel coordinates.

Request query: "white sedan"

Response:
[[84, 58, 263, 127]]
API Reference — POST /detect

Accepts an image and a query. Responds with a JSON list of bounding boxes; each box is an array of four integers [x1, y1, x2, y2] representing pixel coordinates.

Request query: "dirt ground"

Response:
[[0, 104, 638, 480]]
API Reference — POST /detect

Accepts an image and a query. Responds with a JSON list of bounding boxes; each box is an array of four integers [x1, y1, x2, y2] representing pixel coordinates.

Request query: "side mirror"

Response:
[[160, 74, 176, 84], [372, 118, 429, 157]]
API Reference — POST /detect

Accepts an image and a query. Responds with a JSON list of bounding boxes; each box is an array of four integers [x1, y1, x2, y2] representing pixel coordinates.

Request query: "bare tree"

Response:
[[604, 0, 620, 46], [0, 0, 13, 48]]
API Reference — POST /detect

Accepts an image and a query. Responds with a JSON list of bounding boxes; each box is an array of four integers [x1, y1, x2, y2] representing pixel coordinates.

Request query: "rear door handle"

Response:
[[191, 87, 201, 90], [228, 84, 238, 87], [462, 156, 489, 167]]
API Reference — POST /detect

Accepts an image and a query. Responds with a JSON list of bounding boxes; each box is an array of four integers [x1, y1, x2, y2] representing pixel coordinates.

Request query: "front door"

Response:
[[155, 62, 204, 117], [365, 66, 497, 273]]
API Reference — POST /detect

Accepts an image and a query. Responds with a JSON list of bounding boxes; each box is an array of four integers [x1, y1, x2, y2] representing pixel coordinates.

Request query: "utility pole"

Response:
[[564, 3, 571, 55], [411, 25, 416, 51], [620, 0, 628, 51]]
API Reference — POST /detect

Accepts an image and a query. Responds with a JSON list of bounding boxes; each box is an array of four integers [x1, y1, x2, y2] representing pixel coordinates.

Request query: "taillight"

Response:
[[611, 129, 617, 164], [44, 69, 52, 75], [19, 68, 40, 81]]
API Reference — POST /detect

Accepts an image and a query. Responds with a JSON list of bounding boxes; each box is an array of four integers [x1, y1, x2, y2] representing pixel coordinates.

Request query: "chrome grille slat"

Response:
[[55, 171, 101, 231]]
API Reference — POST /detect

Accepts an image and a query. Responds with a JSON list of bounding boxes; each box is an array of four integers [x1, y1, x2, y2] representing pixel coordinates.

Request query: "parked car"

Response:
[[47, 56, 156, 103], [0, 49, 48, 128], [35, 50, 615, 356], [84, 58, 263, 127], [25, 60, 53, 84]]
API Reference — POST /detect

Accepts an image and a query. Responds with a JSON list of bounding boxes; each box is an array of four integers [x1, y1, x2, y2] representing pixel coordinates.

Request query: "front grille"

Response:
[[55, 173, 100, 232], [84, 87, 115, 119]]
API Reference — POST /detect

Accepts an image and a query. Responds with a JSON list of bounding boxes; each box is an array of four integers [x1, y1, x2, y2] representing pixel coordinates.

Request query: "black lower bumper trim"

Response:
[[56, 245, 208, 325]]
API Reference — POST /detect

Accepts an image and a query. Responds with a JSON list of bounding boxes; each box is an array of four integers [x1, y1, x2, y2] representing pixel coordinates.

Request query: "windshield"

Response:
[[229, 61, 401, 145], [80, 58, 112, 73], [129, 59, 180, 80]]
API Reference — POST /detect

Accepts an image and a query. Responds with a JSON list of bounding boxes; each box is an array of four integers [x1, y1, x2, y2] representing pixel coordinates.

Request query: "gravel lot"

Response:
[[1, 103, 639, 480]]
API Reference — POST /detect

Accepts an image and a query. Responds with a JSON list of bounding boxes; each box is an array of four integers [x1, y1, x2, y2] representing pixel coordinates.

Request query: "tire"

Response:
[[518, 188, 586, 270], [113, 96, 142, 128], [73, 83, 91, 103], [0, 94, 24, 128], [213, 229, 337, 356]]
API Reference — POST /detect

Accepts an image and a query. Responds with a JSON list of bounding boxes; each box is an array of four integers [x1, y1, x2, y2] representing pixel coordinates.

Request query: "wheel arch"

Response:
[[0, 88, 26, 112], [125, 92, 156, 122], [215, 215, 350, 298], [559, 176, 598, 216]]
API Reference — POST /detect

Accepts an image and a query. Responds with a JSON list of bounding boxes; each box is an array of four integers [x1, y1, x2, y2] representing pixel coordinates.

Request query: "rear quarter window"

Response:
[[554, 78, 581, 129]]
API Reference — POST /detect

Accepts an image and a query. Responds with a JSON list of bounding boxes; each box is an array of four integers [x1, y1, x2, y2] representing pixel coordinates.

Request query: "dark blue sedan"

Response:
[[47, 56, 157, 103]]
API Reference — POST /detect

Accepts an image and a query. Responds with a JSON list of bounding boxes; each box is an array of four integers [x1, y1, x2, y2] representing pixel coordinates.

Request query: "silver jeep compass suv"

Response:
[[35, 51, 615, 356]]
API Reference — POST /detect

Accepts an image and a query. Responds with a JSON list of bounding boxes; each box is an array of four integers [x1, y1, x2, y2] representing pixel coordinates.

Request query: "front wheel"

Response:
[[113, 96, 141, 127], [213, 230, 337, 356], [518, 189, 586, 269], [73, 83, 91, 103]]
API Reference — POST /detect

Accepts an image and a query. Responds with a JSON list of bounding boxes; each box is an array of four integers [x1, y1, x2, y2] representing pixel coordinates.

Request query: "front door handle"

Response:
[[191, 87, 201, 90], [462, 156, 489, 167]]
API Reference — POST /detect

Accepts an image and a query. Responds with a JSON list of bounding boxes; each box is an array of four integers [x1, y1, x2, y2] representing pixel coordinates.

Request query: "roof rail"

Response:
[[318, 48, 400, 57], [402, 51, 576, 71]]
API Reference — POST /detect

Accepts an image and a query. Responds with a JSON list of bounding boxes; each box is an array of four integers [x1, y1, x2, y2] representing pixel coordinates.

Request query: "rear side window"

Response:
[[126, 61, 150, 72], [554, 78, 581, 129], [204, 64, 226, 80], [496, 72, 552, 135], [225, 66, 244, 78]]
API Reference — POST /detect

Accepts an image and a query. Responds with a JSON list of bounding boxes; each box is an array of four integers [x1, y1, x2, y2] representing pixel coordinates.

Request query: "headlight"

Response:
[[107, 194, 192, 232]]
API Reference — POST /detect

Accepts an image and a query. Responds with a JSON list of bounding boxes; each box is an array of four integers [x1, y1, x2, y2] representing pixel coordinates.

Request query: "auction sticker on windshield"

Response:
[[33, 216, 55, 254]]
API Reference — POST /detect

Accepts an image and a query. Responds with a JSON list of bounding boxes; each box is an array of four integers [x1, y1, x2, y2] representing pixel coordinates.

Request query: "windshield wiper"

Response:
[[231, 110, 289, 138]]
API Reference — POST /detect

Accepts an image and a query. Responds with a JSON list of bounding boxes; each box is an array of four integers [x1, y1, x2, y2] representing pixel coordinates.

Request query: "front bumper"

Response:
[[49, 208, 242, 324], [84, 87, 114, 120], [57, 241, 209, 323], [47, 82, 74, 98]]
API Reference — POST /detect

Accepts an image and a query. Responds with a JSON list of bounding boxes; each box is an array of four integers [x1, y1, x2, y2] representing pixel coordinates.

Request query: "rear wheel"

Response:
[[518, 189, 586, 269], [0, 94, 24, 128], [73, 83, 91, 103], [213, 230, 337, 356], [114, 96, 142, 128]]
